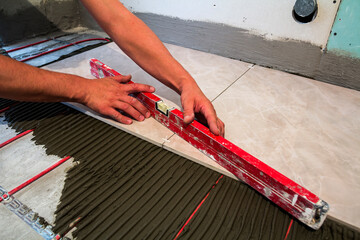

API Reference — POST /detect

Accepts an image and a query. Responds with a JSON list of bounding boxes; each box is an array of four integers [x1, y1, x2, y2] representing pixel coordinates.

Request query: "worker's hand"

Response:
[[83, 75, 155, 124], [180, 84, 225, 137]]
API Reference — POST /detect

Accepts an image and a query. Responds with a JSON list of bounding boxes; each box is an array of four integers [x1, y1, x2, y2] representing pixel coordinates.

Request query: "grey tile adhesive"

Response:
[[1, 99, 359, 240]]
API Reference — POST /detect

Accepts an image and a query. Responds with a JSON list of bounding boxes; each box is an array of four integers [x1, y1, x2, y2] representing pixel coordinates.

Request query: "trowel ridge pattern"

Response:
[[1, 99, 359, 240]]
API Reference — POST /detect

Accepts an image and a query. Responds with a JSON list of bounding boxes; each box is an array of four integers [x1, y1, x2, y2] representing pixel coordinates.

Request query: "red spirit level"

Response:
[[89, 58, 329, 230]]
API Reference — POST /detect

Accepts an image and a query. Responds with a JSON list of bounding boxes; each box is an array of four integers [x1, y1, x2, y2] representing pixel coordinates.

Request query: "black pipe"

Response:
[[293, 0, 318, 23]]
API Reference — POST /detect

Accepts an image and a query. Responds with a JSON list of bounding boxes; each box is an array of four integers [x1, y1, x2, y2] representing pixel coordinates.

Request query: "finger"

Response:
[[201, 105, 221, 136], [107, 108, 133, 125], [124, 83, 155, 94], [217, 118, 225, 137], [122, 95, 151, 118], [183, 100, 195, 124], [112, 74, 132, 83], [113, 101, 145, 122]]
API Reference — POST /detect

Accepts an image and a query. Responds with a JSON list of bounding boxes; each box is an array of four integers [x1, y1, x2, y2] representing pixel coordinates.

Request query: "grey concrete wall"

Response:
[[0, 0, 81, 45], [78, 0, 103, 32], [136, 13, 360, 91]]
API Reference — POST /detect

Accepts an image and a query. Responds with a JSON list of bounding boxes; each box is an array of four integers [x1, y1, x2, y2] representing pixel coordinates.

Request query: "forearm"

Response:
[[0, 55, 87, 102], [81, 0, 224, 135], [81, 0, 197, 94]]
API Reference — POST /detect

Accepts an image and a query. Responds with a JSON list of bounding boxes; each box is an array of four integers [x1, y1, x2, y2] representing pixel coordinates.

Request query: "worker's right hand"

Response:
[[82, 75, 155, 124], [180, 84, 225, 137]]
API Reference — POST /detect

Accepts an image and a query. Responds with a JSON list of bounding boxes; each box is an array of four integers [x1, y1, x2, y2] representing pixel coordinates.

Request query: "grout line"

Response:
[[161, 65, 254, 148], [161, 139, 166, 148], [160, 66, 255, 147], [167, 133, 176, 141], [211, 65, 254, 103]]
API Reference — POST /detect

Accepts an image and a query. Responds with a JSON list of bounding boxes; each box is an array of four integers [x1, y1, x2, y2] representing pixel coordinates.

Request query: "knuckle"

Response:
[[129, 96, 136, 104], [121, 103, 130, 111], [129, 83, 137, 90], [111, 112, 120, 120], [135, 112, 142, 119], [145, 84, 152, 91]]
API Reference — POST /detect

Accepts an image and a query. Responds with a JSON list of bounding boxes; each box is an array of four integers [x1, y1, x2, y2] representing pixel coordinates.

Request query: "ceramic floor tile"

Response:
[[163, 43, 252, 103], [207, 65, 360, 227], [43, 42, 251, 147], [155, 44, 251, 179]]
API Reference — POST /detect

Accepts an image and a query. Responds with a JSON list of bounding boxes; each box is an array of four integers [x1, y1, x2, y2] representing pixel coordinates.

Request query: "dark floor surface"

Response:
[[1, 100, 359, 240]]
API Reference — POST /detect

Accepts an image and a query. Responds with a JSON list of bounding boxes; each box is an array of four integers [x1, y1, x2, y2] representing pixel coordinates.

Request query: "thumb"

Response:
[[183, 101, 195, 124], [112, 74, 132, 83]]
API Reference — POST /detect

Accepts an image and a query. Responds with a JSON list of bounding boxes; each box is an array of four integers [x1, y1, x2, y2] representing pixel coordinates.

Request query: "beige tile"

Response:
[[153, 44, 252, 179], [209, 65, 360, 227], [163, 43, 252, 103], [44, 42, 251, 147]]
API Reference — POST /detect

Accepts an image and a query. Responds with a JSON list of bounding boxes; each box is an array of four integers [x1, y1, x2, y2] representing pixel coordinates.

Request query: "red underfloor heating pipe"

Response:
[[0, 125, 72, 203], [6, 38, 55, 53], [0, 129, 34, 149], [19, 38, 110, 62], [0, 102, 293, 238], [0, 103, 18, 114], [0, 156, 71, 203], [173, 175, 224, 240], [0, 104, 73, 238]]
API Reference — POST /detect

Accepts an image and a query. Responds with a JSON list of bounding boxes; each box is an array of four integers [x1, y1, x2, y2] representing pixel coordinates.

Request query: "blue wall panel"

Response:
[[327, 0, 360, 59]]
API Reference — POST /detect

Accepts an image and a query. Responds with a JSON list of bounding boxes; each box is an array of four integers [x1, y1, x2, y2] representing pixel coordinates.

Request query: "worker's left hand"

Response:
[[180, 85, 225, 137]]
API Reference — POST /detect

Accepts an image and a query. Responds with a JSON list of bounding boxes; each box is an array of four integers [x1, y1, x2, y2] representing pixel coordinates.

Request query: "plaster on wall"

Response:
[[121, 0, 339, 48], [0, 0, 80, 44]]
